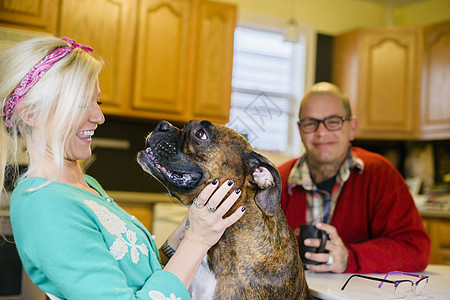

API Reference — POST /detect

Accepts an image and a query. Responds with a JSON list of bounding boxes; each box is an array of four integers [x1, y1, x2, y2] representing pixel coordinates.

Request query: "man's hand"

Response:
[[304, 223, 348, 273]]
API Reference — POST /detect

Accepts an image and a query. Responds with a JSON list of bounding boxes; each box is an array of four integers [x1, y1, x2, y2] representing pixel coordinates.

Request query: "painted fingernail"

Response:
[[241, 206, 246, 212], [212, 179, 218, 185], [235, 188, 241, 194], [227, 180, 233, 186]]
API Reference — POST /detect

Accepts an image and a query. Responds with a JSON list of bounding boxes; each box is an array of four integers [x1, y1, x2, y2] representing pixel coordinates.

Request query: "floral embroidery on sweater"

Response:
[[148, 291, 181, 300], [84, 200, 149, 263]]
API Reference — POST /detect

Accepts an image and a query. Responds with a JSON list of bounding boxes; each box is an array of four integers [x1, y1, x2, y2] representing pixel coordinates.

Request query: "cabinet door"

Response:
[[420, 20, 450, 140], [0, 0, 58, 32], [117, 202, 154, 232], [357, 29, 420, 139], [425, 218, 450, 265], [133, 0, 193, 122], [191, 0, 236, 124], [58, 0, 137, 113]]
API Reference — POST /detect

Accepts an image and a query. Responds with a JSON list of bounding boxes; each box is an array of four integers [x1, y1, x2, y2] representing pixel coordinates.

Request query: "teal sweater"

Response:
[[10, 175, 190, 300]]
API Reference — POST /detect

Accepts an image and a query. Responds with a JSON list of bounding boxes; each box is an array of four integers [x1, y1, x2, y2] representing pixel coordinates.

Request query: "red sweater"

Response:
[[279, 147, 430, 273]]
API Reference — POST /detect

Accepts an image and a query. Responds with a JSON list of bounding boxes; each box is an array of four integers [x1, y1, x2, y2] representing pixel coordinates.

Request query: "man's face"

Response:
[[299, 94, 357, 167]]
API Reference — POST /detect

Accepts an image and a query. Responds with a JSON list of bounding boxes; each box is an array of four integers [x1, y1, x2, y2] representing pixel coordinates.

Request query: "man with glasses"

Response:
[[279, 82, 430, 273]]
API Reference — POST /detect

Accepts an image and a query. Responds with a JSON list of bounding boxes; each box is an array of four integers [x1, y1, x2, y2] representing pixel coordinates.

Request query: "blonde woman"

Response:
[[0, 36, 244, 299]]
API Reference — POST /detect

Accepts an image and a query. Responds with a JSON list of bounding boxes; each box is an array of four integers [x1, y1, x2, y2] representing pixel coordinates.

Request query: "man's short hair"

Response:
[[299, 82, 352, 118]]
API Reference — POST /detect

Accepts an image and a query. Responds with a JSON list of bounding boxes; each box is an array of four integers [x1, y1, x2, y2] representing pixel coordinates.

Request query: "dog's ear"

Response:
[[246, 151, 282, 217]]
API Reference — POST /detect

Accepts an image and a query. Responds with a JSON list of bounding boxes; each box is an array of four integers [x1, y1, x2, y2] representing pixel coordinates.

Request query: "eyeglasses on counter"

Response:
[[341, 271, 429, 298]]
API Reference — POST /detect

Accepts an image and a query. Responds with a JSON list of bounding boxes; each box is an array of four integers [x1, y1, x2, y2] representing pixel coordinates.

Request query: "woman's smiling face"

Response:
[[65, 79, 104, 162]]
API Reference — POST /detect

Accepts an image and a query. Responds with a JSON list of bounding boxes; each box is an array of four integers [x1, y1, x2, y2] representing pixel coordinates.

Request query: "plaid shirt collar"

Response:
[[287, 145, 364, 224], [287, 145, 364, 193]]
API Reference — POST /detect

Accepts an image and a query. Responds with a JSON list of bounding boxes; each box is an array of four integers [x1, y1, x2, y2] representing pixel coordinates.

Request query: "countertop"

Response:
[[419, 207, 450, 219], [105, 191, 178, 204], [306, 264, 450, 300], [105, 190, 450, 219], [417, 193, 450, 219]]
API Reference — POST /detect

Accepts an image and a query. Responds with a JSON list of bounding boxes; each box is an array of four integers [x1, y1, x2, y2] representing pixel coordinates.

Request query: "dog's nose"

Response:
[[155, 120, 171, 132]]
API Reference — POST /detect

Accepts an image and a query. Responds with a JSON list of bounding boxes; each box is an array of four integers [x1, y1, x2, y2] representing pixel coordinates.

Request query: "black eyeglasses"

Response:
[[341, 273, 429, 298], [379, 271, 429, 297], [297, 116, 349, 133]]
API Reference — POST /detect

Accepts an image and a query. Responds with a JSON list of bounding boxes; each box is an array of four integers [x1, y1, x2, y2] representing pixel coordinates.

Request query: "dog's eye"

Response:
[[195, 129, 208, 140]]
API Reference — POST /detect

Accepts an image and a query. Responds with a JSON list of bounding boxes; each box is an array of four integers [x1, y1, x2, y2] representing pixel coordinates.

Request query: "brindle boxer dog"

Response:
[[137, 120, 309, 300]]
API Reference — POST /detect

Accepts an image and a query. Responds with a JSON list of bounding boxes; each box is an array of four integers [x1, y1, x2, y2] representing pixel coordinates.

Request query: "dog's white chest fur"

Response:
[[189, 254, 217, 299]]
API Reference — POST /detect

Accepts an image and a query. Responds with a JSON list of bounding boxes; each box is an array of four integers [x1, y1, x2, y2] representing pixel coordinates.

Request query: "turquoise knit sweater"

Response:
[[10, 175, 189, 300]]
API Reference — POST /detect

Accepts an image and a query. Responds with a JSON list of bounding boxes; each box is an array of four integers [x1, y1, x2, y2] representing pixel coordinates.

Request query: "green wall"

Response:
[[221, 0, 450, 35], [394, 0, 450, 26]]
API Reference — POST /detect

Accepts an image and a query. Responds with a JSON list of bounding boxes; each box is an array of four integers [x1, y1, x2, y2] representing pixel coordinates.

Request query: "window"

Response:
[[227, 26, 306, 157]]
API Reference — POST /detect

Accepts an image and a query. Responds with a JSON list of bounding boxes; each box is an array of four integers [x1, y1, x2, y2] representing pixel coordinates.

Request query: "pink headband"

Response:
[[2, 37, 94, 127]]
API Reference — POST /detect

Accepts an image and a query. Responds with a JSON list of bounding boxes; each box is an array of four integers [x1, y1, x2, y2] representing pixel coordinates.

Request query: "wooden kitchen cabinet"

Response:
[[132, 0, 194, 122], [58, 0, 137, 114], [58, 0, 236, 124], [333, 27, 421, 140], [132, 0, 236, 124], [419, 20, 450, 140], [191, 0, 236, 122], [422, 217, 450, 265], [333, 20, 450, 140], [0, 0, 59, 32], [117, 202, 155, 232]]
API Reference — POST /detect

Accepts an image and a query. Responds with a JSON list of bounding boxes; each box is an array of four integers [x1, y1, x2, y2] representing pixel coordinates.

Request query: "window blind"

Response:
[[228, 27, 296, 152]]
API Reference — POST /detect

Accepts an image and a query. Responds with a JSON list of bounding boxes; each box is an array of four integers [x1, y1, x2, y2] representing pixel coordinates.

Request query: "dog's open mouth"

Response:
[[138, 146, 202, 189]]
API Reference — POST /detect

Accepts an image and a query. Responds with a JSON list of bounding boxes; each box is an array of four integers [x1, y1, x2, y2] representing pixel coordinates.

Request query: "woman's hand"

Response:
[[183, 179, 245, 249], [163, 179, 245, 288]]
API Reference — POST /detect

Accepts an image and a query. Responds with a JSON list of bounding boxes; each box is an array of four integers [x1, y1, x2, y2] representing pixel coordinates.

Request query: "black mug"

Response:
[[299, 224, 329, 265]]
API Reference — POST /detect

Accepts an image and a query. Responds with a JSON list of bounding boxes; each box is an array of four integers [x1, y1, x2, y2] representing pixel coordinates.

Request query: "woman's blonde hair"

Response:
[[0, 36, 104, 196]]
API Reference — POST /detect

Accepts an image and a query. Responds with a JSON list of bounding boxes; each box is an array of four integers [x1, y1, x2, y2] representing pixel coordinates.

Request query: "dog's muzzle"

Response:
[[138, 146, 202, 187], [137, 121, 204, 191]]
